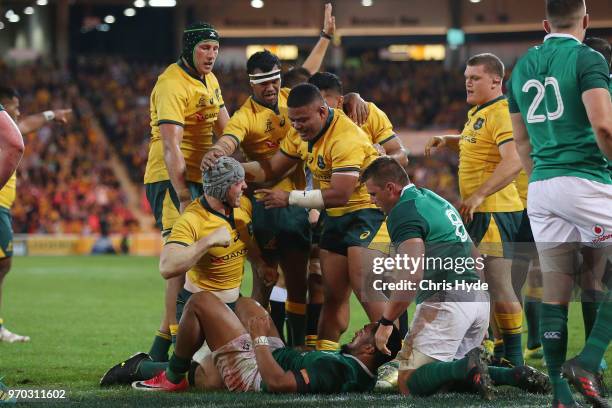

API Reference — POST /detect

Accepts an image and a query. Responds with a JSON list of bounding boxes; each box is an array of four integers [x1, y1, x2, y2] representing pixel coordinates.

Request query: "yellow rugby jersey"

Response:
[[459, 96, 523, 212], [514, 170, 528, 207], [223, 88, 304, 193], [166, 195, 252, 291], [144, 61, 225, 184], [360, 102, 396, 145], [280, 108, 378, 217], [0, 172, 16, 209]]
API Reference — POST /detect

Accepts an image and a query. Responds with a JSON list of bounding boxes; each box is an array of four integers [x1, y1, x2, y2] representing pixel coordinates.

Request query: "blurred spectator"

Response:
[[0, 60, 136, 234]]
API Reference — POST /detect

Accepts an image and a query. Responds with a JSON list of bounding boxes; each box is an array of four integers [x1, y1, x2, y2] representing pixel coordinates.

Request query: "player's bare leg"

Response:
[[347, 246, 387, 322], [317, 249, 351, 349], [0, 256, 28, 343]]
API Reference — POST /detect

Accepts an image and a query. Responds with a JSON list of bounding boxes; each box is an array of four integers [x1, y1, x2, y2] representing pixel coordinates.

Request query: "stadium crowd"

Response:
[[0, 61, 136, 234]]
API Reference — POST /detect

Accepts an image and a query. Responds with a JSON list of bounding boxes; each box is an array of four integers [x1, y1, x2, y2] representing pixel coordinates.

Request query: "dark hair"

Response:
[[584, 37, 612, 69], [372, 324, 403, 367], [546, 0, 585, 29], [0, 86, 19, 101], [287, 83, 324, 108], [308, 72, 343, 94], [247, 50, 281, 75], [466, 53, 505, 78], [283, 67, 311, 89], [360, 156, 409, 186]]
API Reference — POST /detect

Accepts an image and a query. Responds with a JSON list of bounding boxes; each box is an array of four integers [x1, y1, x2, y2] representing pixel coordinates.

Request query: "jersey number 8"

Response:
[[445, 209, 469, 242], [522, 77, 564, 123]]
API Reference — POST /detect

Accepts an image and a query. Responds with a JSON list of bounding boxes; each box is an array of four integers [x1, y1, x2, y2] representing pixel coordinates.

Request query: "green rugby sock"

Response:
[[407, 358, 468, 396], [525, 298, 542, 350], [578, 291, 612, 373], [137, 360, 168, 379], [148, 330, 171, 362], [488, 366, 517, 386], [540, 303, 574, 405], [166, 353, 191, 384], [581, 290, 603, 340]]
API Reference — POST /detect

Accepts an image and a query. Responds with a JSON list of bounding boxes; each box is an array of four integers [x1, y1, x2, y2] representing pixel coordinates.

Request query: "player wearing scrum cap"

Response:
[[101, 157, 275, 387], [143, 22, 230, 362]]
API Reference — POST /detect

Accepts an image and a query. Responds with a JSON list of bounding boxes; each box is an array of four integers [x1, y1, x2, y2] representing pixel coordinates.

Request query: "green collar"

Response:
[[472, 95, 506, 115], [251, 95, 280, 115], [178, 58, 207, 87], [199, 195, 235, 228], [308, 108, 334, 152]]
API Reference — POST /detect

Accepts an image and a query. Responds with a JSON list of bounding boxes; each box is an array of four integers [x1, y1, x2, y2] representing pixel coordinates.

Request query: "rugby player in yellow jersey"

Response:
[[307, 72, 408, 168], [243, 83, 389, 351], [425, 54, 525, 367], [144, 22, 229, 362], [101, 157, 276, 387], [0, 104, 23, 190], [0, 86, 71, 342]]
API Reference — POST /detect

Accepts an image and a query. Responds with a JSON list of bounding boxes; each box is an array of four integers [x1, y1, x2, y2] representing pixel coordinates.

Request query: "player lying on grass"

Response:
[[101, 292, 402, 393], [362, 157, 551, 400]]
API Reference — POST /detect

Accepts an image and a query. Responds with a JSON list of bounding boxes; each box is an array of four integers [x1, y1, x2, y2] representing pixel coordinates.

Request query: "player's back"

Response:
[[508, 34, 611, 184]]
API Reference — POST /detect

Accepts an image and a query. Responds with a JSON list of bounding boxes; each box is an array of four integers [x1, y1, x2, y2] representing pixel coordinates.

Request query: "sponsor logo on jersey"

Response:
[[360, 231, 371, 240], [209, 248, 248, 264], [593, 225, 604, 236]]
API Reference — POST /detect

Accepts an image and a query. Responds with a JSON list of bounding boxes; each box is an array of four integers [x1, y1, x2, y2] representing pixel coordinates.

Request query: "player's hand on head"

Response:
[[424, 136, 446, 157], [209, 226, 232, 248], [374, 324, 393, 356], [200, 148, 225, 171], [54, 109, 72, 124], [344, 93, 369, 126], [323, 3, 336, 36], [373, 143, 386, 156], [254, 189, 290, 209]]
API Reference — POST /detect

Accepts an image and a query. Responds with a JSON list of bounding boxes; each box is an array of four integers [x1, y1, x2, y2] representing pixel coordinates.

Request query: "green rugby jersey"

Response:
[[0, 104, 4, 111], [386, 185, 480, 304], [261, 348, 376, 393], [507, 34, 611, 184]]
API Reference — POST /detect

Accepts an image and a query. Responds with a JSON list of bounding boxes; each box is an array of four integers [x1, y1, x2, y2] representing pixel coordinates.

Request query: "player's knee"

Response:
[[184, 291, 217, 317]]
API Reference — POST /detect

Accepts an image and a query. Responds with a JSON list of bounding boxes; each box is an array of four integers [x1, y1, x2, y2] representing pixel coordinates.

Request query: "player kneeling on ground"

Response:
[[362, 157, 551, 400], [102, 292, 402, 393]]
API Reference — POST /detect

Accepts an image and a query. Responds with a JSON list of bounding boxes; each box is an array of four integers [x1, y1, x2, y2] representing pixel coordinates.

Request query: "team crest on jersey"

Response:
[[209, 96, 214, 105], [473, 118, 485, 130], [197, 96, 207, 107], [265, 119, 274, 133], [247, 222, 253, 236], [215, 88, 221, 102], [279, 116, 286, 127], [317, 155, 325, 169]]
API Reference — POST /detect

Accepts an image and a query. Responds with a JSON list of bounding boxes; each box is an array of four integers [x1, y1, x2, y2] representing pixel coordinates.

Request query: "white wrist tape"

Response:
[[288, 190, 325, 210], [43, 111, 55, 121], [254, 336, 269, 347]]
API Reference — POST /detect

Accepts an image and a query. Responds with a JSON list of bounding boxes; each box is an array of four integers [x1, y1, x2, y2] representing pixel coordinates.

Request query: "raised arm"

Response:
[[424, 134, 461, 156], [18, 109, 72, 134], [159, 226, 231, 279], [242, 150, 300, 184], [301, 3, 336, 75]]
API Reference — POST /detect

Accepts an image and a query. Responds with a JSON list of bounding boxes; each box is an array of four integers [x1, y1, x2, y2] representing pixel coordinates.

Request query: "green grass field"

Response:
[[0, 256, 609, 407]]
